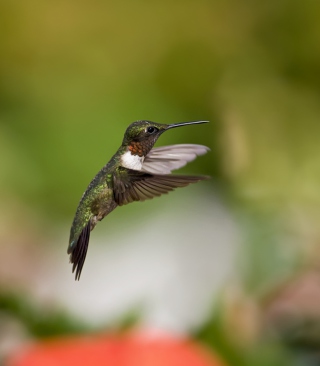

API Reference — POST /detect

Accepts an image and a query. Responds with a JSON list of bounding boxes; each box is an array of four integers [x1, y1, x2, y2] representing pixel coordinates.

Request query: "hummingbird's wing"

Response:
[[113, 167, 208, 206], [142, 144, 209, 174]]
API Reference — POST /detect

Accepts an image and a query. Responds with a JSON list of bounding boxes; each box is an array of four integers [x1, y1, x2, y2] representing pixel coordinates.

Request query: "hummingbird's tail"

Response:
[[68, 220, 91, 280]]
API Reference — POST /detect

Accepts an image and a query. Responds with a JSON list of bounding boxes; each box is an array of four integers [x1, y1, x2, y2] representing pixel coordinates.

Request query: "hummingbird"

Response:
[[68, 120, 210, 280]]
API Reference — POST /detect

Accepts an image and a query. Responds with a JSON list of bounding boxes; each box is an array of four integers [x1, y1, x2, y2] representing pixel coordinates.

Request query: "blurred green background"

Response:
[[1, 0, 320, 365]]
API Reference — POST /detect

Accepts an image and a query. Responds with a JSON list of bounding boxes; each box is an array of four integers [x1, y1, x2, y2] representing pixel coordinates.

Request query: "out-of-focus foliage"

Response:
[[0, 290, 140, 338], [0, 290, 90, 337]]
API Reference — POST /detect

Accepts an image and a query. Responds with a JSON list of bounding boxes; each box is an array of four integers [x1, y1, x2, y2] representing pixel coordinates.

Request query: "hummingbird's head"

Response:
[[122, 121, 168, 147], [122, 120, 208, 157]]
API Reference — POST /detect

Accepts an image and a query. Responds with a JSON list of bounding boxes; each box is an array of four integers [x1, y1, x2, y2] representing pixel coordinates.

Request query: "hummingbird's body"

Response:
[[68, 120, 209, 280]]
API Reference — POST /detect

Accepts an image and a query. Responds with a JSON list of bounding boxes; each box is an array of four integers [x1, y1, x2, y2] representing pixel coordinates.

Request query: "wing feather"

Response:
[[113, 167, 208, 206], [142, 144, 209, 174]]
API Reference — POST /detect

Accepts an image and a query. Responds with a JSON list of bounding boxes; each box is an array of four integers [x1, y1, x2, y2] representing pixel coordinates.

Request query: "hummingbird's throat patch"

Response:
[[121, 141, 152, 170], [129, 141, 144, 156]]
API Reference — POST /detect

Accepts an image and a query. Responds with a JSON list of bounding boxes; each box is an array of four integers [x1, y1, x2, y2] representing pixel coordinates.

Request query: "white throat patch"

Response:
[[121, 151, 144, 170]]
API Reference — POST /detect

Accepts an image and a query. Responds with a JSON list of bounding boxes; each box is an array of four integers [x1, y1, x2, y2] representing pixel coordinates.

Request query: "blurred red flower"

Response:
[[7, 332, 225, 366]]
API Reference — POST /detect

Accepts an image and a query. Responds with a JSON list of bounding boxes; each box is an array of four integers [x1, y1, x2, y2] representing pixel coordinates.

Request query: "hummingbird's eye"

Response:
[[146, 126, 158, 134]]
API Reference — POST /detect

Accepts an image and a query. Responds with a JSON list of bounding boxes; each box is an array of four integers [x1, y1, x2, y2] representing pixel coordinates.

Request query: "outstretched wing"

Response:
[[113, 167, 209, 206], [141, 144, 209, 174]]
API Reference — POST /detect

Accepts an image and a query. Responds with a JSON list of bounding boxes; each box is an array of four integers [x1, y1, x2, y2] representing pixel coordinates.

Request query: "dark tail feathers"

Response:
[[68, 221, 91, 280]]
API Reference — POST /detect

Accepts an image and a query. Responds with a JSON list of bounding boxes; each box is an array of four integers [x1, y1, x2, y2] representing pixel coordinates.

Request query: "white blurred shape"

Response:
[[37, 187, 239, 334]]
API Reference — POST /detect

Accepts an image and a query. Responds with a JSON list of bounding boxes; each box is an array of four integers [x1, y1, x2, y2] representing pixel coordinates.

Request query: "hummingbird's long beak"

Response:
[[166, 120, 209, 130]]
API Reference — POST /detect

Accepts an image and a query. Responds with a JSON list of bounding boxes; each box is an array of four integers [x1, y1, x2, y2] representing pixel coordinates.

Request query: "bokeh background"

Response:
[[1, 0, 320, 365]]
